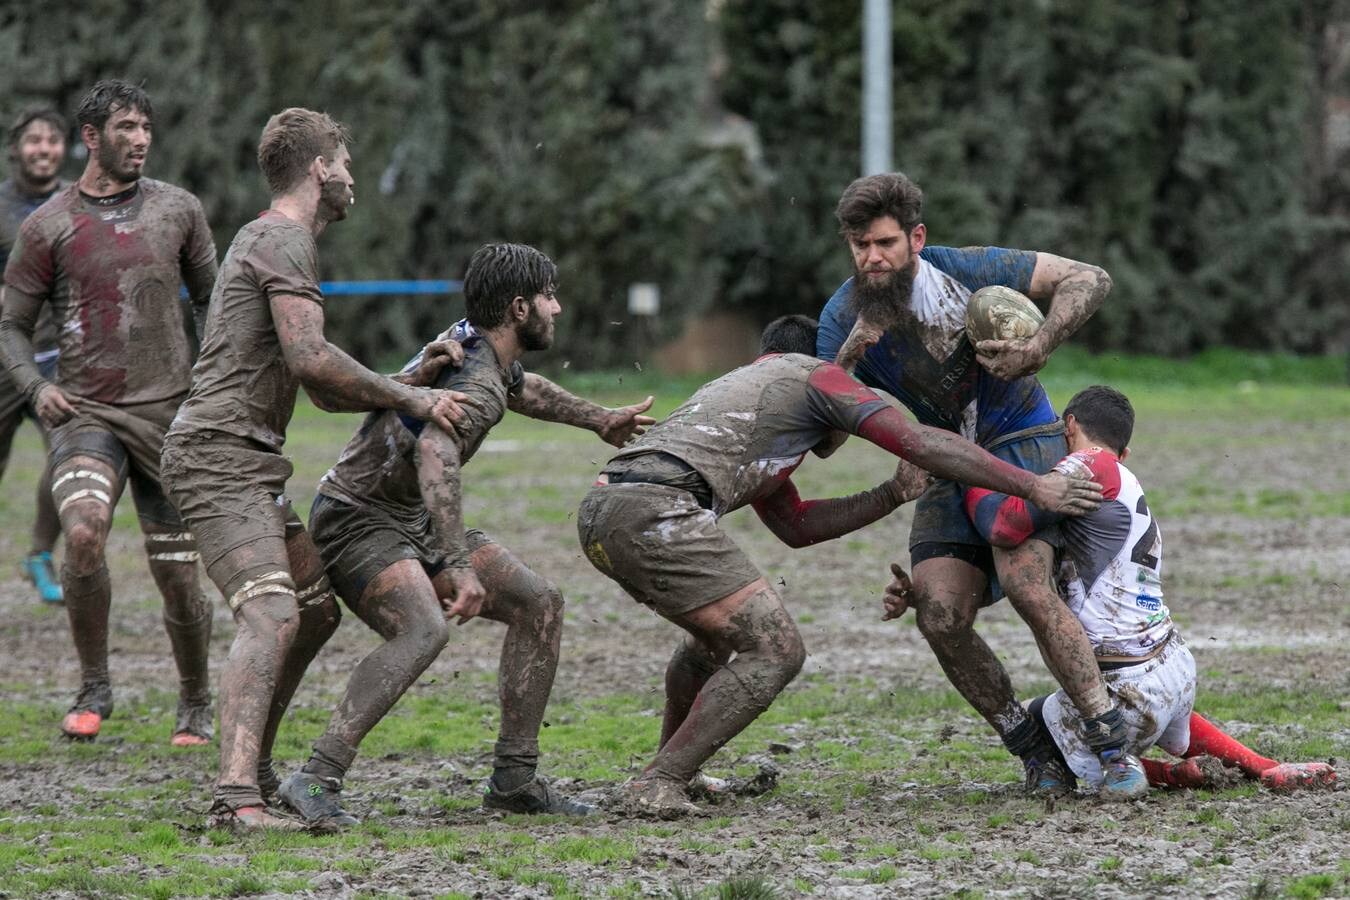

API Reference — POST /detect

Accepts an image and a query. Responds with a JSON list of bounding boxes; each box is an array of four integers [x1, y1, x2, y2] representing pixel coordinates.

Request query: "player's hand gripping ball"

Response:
[[964, 285, 1044, 346]]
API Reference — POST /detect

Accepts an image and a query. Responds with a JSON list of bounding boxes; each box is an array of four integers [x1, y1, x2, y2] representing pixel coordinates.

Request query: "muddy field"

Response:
[[0, 388, 1346, 898]]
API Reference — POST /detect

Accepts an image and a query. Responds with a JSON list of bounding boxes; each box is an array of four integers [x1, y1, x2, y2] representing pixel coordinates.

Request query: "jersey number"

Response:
[[1131, 496, 1159, 570]]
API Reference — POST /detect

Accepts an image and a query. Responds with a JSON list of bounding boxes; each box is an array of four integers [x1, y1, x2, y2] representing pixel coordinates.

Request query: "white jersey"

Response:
[[1052, 448, 1173, 659]]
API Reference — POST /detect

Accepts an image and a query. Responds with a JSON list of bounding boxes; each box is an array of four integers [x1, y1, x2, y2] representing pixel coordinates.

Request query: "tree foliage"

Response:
[[1, 1, 1345, 361]]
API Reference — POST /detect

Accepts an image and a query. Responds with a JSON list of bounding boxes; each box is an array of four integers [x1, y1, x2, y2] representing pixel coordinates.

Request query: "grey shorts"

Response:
[[161, 431, 304, 600], [577, 481, 760, 618], [308, 491, 492, 604]]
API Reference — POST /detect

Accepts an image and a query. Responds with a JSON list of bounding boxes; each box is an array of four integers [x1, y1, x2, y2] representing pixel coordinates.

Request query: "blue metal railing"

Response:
[[183, 280, 463, 297]]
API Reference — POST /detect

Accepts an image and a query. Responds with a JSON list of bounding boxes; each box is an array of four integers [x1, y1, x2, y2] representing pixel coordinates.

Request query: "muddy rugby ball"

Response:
[[965, 285, 1044, 345]]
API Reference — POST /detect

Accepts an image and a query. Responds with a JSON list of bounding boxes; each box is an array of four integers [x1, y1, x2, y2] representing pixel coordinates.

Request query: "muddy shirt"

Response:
[[965, 447, 1173, 658], [2, 179, 215, 404], [608, 353, 890, 516], [817, 245, 1053, 446], [0, 178, 63, 356], [168, 211, 323, 451], [316, 321, 524, 546]]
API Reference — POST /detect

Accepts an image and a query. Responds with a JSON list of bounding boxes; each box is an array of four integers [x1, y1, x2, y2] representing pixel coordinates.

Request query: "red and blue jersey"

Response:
[[965, 447, 1173, 659], [817, 245, 1054, 446]]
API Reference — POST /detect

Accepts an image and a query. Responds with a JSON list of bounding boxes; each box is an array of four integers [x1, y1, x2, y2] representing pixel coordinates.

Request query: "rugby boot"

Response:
[[170, 694, 214, 747], [1023, 755, 1077, 797], [60, 680, 113, 741], [1259, 762, 1337, 792], [687, 769, 732, 797], [22, 551, 63, 604], [482, 774, 596, 816], [277, 771, 360, 828], [207, 801, 307, 833], [621, 776, 701, 820], [1097, 748, 1150, 800]]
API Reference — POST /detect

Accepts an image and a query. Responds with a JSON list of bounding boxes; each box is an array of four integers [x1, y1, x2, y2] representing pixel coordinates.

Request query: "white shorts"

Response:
[[1042, 632, 1197, 789]]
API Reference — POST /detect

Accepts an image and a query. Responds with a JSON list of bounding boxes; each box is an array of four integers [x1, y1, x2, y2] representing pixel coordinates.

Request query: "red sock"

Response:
[[1185, 713, 1277, 777], [1143, 757, 1206, 788]]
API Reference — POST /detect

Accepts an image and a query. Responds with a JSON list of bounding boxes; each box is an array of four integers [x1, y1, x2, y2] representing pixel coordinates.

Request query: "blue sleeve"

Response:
[[920, 246, 1036, 294], [815, 278, 857, 363]]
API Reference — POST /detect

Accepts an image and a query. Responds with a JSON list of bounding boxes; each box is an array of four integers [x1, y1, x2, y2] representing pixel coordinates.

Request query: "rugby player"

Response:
[[912, 384, 1336, 794], [276, 242, 654, 827], [0, 107, 68, 603], [817, 173, 1146, 797], [0, 81, 217, 745], [577, 313, 1102, 816], [161, 107, 466, 832]]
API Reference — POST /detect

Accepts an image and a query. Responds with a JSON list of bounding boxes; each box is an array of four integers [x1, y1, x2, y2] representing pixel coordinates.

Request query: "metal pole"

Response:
[[862, 0, 892, 175]]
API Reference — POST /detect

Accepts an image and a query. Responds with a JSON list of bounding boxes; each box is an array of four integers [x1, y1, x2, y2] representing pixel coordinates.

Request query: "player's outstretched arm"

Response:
[[271, 293, 468, 430], [855, 406, 1102, 515], [752, 459, 927, 548], [0, 285, 75, 426], [507, 373, 654, 447], [415, 425, 485, 625]]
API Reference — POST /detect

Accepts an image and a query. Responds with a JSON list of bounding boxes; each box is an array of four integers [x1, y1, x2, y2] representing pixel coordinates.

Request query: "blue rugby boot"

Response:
[[23, 551, 63, 604]]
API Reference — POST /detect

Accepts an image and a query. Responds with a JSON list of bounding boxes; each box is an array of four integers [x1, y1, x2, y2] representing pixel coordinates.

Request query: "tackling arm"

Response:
[[752, 459, 928, 548]]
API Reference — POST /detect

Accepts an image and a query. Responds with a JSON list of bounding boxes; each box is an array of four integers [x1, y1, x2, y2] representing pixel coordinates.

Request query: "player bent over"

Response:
[[577, 314, 1102, 817], [886, 385, 1335, 794], [276, 243, 655, 827], [162, 108, 466, 832], [0, 82, 217, 744]]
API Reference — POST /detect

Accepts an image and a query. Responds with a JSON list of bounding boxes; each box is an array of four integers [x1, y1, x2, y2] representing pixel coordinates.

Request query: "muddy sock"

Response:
[[1185, 712, 1276, 776], [1000, 709, 1053, 762], [214, 783, 264, 812], [1143, 757, 1206, 789], [491, 739, 539, 792], [64, 563, 112, 686], [303, 734, 358, 782], [162, 601, 213, 706], [257, 756, 281, 798], [1081, 706, 1129, 756]]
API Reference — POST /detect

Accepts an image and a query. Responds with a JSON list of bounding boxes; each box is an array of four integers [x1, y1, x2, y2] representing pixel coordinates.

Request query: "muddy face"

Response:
[[316, 144, 355, 224], [94, 106, 151, 183]]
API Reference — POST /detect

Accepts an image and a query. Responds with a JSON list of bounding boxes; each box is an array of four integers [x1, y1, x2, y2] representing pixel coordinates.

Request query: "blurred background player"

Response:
[[816, 173, 1146, 797], [947, 385, 1337, 793], [0, 106, 68, 603], [0, 81, 217, 744], [277, 242, 654, 828], [579, 314, 1101, 816]]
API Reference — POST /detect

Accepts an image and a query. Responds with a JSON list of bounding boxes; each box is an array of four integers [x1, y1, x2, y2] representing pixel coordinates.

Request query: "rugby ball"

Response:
[[965, 286, 1044, 345]]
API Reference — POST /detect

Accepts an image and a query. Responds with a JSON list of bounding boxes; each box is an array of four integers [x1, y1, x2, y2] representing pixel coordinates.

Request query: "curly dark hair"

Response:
[[463, 243, 558, 329], [835, 172, 923, 237], [75, 80, 152, 133]]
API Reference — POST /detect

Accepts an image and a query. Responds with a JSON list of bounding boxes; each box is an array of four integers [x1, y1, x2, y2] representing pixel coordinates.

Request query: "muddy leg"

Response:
[[143, 527, 214, 718], [302, 559, 447, 781], [463, 542, 564, 791], [31, 456, 60, 554], [910, 557, 1031, 739], [644, 579, 805, 785], [995, 540, 1111, 719], [660, 635, 725, 749], [55, 457, 120, 692], [256, 529, 341, 773]]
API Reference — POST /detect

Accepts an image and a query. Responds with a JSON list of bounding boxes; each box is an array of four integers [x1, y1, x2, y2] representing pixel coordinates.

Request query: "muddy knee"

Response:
[[913, 588, 978, 648], [63, 517, 108, 575]]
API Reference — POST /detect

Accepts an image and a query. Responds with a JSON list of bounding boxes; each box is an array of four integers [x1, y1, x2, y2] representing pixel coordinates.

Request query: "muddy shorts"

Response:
[[577, 481, 760, 618], [48, 392, 186, 527], [161, 431, 304, 601], [1040, 632, 1195, 789], [308, 491, 492, 604], [909, 419, 1067, 588]]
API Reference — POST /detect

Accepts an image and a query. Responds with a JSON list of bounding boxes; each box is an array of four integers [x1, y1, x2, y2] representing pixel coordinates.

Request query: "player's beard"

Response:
[[98, 138, 142, 184], [318, 177, 352, 223], [519, 303, 554, 351], [850, 257, 919, 333]]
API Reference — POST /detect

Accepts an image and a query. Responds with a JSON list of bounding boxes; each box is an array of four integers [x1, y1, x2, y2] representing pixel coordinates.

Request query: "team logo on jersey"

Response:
[[1135, 592, 1161, 612]]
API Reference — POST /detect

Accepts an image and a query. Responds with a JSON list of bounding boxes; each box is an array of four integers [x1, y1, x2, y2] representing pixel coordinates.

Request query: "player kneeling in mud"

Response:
[[577, 314, 1104, 817], [276, 243, 655, 828], [884, 385, 1336, 795]]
